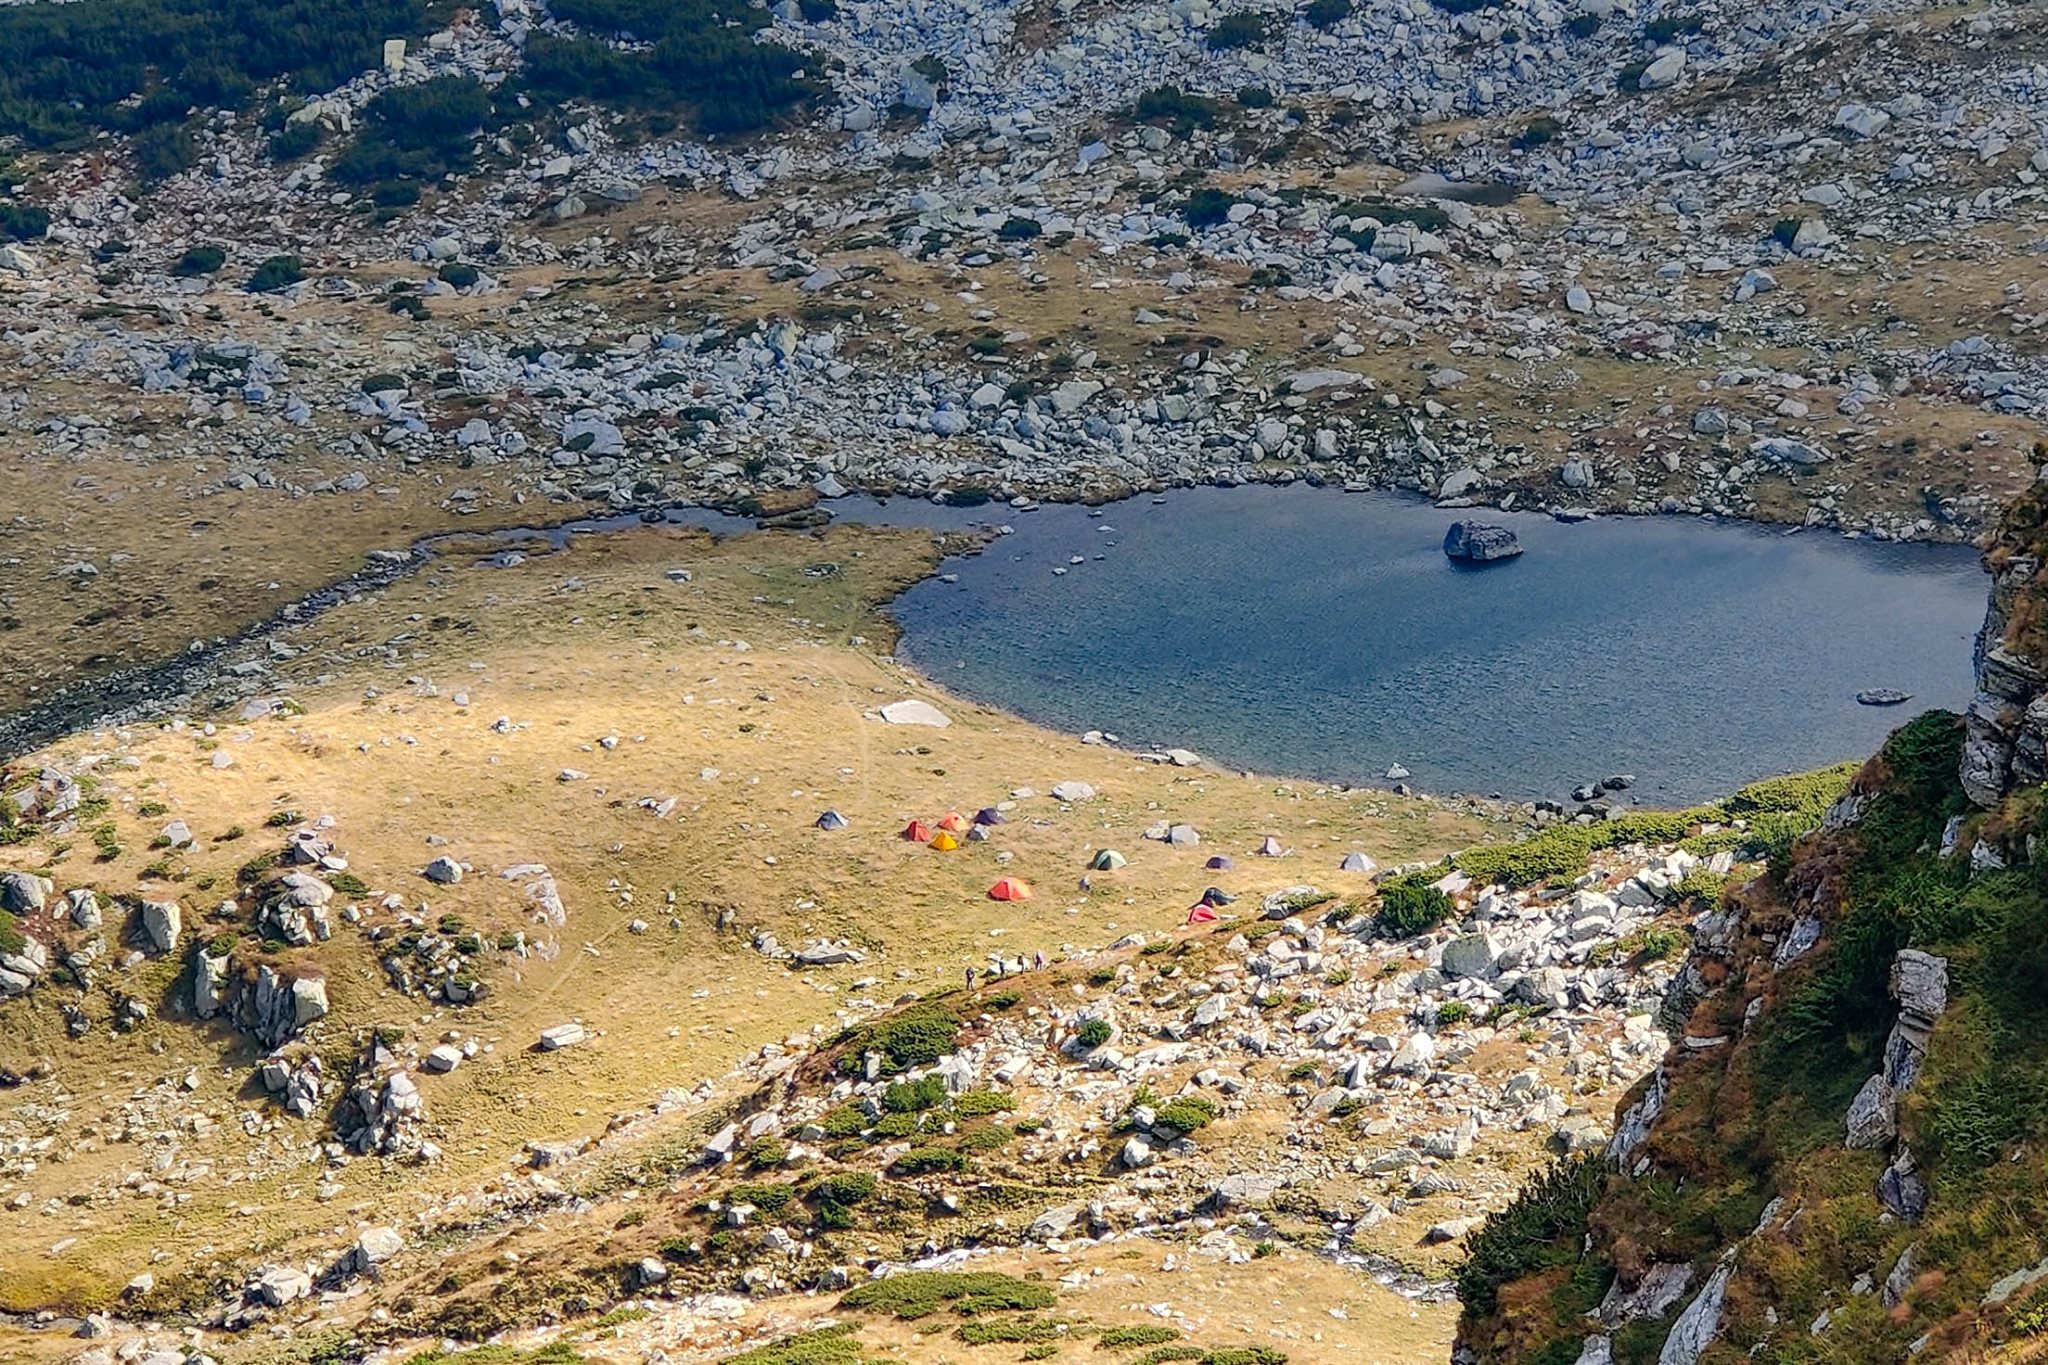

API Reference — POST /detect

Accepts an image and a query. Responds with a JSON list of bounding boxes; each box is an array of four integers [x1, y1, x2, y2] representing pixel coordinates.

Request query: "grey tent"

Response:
[[1339, 851, 1377, 873], [1258, 835, 1285, 857], [1089, 848, 1128, 871], [1200, 887, 1237, 907], [816, 810, 850, 831], [966, 824, 992, 843], [974, 807, 1007, 826], [1205, 855, 1236, 871]]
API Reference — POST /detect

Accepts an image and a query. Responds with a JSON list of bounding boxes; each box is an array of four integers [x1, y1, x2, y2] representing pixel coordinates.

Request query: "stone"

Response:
[[879, 699, 950, 727], [1637, 49, 1686, 90], [1443, 520, 1524, 562], [1657, 1263, 1731, 1365], [423, 856, 463, 884], [538, 1023, 587, 1050], [353, 1226, 403, 1271], [256, 1266, 312, 1306], [423, 1044, 463, 1073], [1845, 1073, 1896, 1149], [141, 899, 182, 953], [1211, 1171, 1283, 1209], [1050, 781, 1096, 801], [0, 871, 52, 914], [1440, 933, 1505, 979]]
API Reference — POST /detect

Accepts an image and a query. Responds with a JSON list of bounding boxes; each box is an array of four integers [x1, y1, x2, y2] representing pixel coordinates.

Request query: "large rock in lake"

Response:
[[1443, 520, 1524, 563]]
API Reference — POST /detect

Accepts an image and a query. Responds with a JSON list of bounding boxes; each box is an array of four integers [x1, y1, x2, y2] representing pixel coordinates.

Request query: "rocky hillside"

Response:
[[1453, 484, 2048, 1363], [6, 0, 2048, 712]]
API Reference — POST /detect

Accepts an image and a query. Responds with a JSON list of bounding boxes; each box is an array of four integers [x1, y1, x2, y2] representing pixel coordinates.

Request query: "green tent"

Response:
[[1088, 848, 1128, 871]]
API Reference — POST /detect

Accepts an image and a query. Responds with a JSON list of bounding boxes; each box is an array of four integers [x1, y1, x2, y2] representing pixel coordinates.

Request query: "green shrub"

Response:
[[1152, 1096, 1217, 1132], [1076, 1018, 1113, 1049], [1454, 1154, 1605, 1315], [835, 1000, 961, 1075], [997, 216, 1042, 241], [1643, 12, 1704, 42], [952, 1090, 1014, 1117], [172, 244, 226, 277], [331, 76, 490, 188], [728, 1181, 795, 1214], [1437, 1001, 1472, 1026], [957, 1317, 1064, 1345], [839, 1271, 1056, 1319], [0, 201, 45, 242], [270, 119, 323, 162], [819, 1104, 866, 1138], [1304, 0, 1351, 27], [1132, 86, 1226, 133], [743, 1137, 789, 1169], [1235, 86, 1274, 108], [869, 1110, 920, 1139], [883, 1074, 949, 1113], [0, 0, 429, 152], [246, 254, 303, 293], [1375, 875, 1451, 937], [520, 0, 819, 137], [1183, 187, 1241, 228], [891, 1146, 966, 1175], [1514, 115, 1562, 148], [1098, 1326, 1180, 1349], [805, 1170, 877, 1207], [131, 120, 196, 183], [438, 261, 480, 288], [1206, 12, 1269, 48], [724, 1325, 864, 1365]]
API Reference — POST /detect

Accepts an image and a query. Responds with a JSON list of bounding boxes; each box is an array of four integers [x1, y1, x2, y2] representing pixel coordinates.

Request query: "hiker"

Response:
[[965, 965, 977, 990], [1033, 949, 1045, 971]]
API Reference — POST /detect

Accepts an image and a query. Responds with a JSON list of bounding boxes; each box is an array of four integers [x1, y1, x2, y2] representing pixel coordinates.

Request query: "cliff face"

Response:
[[1455, 487, 2048, 1365], [1964, 486, 2048, 807]]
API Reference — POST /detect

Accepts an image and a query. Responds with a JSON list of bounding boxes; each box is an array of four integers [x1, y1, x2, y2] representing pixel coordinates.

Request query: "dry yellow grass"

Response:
[[0, 519, 1489, 1322]]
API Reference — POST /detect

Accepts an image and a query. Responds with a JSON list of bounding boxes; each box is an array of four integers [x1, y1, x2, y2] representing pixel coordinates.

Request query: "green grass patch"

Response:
[[840, 1271, 1056, 1319]]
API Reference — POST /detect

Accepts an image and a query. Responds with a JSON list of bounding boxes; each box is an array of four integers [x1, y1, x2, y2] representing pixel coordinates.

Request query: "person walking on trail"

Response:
[[966, 965, 978, 990], [1033, 949, 1046, 971]]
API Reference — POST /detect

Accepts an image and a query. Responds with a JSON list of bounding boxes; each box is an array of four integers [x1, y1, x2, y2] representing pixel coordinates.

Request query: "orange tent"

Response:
[[988, 877, 1033, 901], [1185, 902, 1218, 924], [930, 831, 961, 851], [937, 812, 970, 833], [902, 820, 934, 842]]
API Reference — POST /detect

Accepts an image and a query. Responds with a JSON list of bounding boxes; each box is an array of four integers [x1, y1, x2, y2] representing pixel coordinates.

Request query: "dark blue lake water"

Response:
[[868, 487, 1986, 805]]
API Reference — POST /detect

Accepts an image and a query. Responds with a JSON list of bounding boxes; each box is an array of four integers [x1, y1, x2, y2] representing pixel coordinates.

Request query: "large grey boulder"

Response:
[[1440, 932, 1505, 980], [1443, 520, 1524, 562], [1211, 1171, 1283, 1209], [141, 900, 182, 953], [193, 949, 229, 1019], [0, 871, 52, 914]]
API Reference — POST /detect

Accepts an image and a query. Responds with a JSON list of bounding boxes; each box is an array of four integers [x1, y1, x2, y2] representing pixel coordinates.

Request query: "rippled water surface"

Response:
[[874, 486, 1986, 804]]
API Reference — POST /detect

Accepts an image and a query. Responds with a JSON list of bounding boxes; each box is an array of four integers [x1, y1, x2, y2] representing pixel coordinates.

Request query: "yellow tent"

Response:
[[929, 831, 961, 851]]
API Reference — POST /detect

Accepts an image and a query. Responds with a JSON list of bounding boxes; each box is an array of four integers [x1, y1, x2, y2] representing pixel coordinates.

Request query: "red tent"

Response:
[[988, 877, 1034, 902], [938, 812, 970, 833], [902, 820, 934, 842], [1185, 902, 1218, 925]]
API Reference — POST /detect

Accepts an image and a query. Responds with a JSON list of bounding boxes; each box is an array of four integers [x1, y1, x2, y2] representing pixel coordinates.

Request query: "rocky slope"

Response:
[[6, 0, 2048, 710], [1454, 482, 2048, 1364]]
